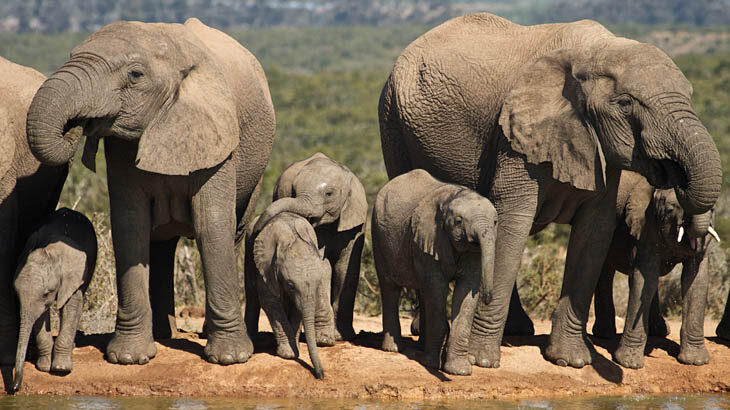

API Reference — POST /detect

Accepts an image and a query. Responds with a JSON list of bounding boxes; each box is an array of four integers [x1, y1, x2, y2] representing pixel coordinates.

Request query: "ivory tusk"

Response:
[[677, 226, 684, 242], [708, 226, 721, 243]]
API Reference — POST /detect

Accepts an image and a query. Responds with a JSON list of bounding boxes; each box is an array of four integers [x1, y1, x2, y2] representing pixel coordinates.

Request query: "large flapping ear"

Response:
[[409, 186, 456, 265], [338, 174, 368, 232], [52, 242, 87, 308], [624, 177, 654, 241], [499, 48, 605, 192], [252, 225, 280, 298], [135, 26, 239, 175], [0, 106, 14, 179], [273, 153, 327, 201]]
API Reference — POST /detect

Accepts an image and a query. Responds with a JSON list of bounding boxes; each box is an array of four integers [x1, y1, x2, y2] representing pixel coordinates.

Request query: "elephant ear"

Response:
[[252, 224, 280, 298], [52, 242, 87, 308], [292, 216, 319, 249], [624, 178, 654, 241], [135, 27, 239, 176], [338, 174, 368, 232], [499, 49, 606, 192], [409, 186, 455, 265], [0, 106, 14, 179]]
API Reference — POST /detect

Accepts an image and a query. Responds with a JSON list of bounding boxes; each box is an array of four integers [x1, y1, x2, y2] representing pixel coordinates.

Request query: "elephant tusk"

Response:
[[677, 226, 684, 242], [708, 226, 721, 243]]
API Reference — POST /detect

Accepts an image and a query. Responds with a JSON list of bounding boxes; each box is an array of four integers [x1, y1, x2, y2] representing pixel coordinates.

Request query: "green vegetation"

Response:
[[3, 21, 729, 331]]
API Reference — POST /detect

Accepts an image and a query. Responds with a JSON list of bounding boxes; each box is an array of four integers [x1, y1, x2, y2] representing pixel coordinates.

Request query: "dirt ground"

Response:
[[3, 313, 730, 400]]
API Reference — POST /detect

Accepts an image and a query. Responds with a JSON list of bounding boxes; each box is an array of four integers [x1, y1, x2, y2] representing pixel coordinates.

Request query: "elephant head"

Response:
[[12, 240, 86, 391], [652, 188, 719, 254], [253, 153, 367, 235], [26, 19, 238, 176], [411, 186, 497, 303], [252, 213, 330, 379], [499, 37, 721, 215]]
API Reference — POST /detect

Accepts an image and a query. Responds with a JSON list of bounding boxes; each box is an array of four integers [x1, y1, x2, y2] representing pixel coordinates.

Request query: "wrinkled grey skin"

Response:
[[26, 19, 276, 366], [379, 13, 722, 368], [0, 57, 68, 366], [252, 153, 367, 341], [12, 208, 97, 392], [591, 171, 716, 368], [372, 170, 496, 376], [244, 214, 335, 379]]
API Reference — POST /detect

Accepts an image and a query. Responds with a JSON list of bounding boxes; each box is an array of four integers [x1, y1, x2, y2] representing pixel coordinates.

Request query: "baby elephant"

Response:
[[244, 213, 335, 379], [372, 169, 496, 376], [13, 208, 97, 391], [593, 171, 718, 369]]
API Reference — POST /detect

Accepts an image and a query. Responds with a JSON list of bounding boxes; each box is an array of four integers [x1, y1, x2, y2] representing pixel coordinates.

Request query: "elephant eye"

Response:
[[128, 69, 144, 83], [454, 216, 462, 225], [616, 96, 632, 114], [325, 189, 334, 197]]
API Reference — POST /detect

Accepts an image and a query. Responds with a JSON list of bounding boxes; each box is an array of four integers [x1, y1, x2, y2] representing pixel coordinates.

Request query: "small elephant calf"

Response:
[[13, 208, 97, 391], [593, 171, 718, 369], [372, 169, 496, 376], [244, 213, 335, 379]]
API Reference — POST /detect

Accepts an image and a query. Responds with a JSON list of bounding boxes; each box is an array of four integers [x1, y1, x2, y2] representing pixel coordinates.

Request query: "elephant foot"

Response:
[[648, 317, 670, 337], [276, 342, 297, 359], [410, 316, 420, 336], [316, 327, 336, 347], [51, 354, 73, 373], [417, 351, 440, 370], [468, 343, 501, 368], [381, 333, 400, 352], [35, 354, 51, 372], [716, 320, 730, 340], [613, 343, 645, 369], [544, 336, 594, 368], [204, 327, 253, 365], [678, 343, 710, 366], [591, 321, 617, 339], [106, 333, 157, 365], [443, 354, 472, 376], [335, 325, 356, 342]]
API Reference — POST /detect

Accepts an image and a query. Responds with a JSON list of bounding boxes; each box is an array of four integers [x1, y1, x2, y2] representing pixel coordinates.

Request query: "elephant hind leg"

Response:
[[379, 278, 403, 353], [149, 237, 180, 340], [592, 265, 617, 339]]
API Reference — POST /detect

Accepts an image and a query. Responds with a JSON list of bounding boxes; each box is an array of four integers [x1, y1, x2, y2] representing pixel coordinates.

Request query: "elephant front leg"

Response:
[[52, 290, 84, 373], [418, 272, 449, 370], [592, 265, 617, 339], [330, 229, 364, 341], [677, 255, 710, 365], [106, 194, 157, 365], [614, 264, 658, 369], [443, 263, 480, 376], [193, 165, 252, 365], [34, 311, 53, 372]]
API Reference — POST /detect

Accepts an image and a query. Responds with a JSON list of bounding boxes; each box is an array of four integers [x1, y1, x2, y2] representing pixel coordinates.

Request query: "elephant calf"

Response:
[[13, 208, 97, 391], [593, 171, 718, 368], [244, 213, 335, 379], [372, 169, 496, 376]]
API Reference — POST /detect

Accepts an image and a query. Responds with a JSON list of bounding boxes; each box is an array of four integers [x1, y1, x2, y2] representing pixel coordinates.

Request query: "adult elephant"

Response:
[[379, 13, 721, 368], [0, 57, 69, 365], [26, 18, 276, 365]]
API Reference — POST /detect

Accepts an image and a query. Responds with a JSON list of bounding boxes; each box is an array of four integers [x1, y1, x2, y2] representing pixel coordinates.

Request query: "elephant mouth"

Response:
[[647, 159, 686, 190]]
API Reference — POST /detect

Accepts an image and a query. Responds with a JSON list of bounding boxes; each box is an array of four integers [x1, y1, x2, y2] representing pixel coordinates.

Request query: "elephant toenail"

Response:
[[556, 359, 568, 367], [138, 356, 149, 365], [574, 359, 584, 368], [208, 355, 219, 364]]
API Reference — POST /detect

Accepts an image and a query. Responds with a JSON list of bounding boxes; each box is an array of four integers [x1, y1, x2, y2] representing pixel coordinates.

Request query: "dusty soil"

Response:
[[3, 314, 730, 400]]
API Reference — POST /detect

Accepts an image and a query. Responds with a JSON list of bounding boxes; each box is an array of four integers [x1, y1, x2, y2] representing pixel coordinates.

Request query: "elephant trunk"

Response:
[[687, 211, 712, 239], [302, 304, 324, 379], [26, 58, 109, 166], [12, 310, 40, 392], [666, 104, 722, 215], [254, 197, 321, 235], [478, 229, 495, 305]]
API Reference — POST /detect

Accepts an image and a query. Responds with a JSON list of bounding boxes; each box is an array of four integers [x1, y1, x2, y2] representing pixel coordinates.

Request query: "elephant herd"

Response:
[[0, 12, 728, 389]]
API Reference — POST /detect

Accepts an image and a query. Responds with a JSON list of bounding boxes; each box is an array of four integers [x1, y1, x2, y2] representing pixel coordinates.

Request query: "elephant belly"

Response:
[[150, 192, 195, 241]]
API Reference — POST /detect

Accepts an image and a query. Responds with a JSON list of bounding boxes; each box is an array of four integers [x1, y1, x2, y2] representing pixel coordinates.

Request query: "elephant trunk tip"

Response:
[[314, 367, 325, 380], [11, 368, 23, 393]]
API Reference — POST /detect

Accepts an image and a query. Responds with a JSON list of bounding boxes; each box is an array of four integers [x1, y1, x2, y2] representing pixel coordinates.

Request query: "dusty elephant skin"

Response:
[[379, 13, 722, 369], [25, 18, 276, 366], [252, 153, 367, 342], [12, 208, 97, 392], [0, 57, 69, 366], [244, 213, 335, 379], [372, 169, 497, 376], [590, 171, 718, 369]]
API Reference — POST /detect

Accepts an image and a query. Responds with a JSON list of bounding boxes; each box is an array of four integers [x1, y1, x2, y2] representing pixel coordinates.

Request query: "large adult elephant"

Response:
[[0, 57, 69, 365], [379, 13, 722, 368], [26, 18, 276, 365]]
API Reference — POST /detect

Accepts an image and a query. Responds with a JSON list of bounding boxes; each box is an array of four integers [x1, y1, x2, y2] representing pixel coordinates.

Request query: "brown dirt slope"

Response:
[[3, 315, 730, 399]]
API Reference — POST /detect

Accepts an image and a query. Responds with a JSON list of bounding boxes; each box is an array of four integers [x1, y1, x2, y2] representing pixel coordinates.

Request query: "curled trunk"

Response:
[[688, 211, 712, 239], [254, 197, 320, 234]]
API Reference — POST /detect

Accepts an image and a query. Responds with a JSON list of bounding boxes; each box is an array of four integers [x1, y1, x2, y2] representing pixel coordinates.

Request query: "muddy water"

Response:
[[1, 394, 729, 409]]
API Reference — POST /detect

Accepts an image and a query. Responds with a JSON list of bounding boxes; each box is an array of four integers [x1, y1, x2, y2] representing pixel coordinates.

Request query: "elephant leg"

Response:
[[258, 277, 297, 359], [193, 164, 252, 365], [410, 293, 422, 337], [379, 278, 402, 353], [443, 267, 480, 376], [105, 183, 157, 365], [614, 264, 657, 369], [0, 191, 19, 365], [648, 289, 669, 337], [34, 311, 52, 372], [52, 290, 83, 373], [716, 288, 730, 340], [419, 274, 448, 370], [315, 268, 335, 347], [545, 176, 618, 368], [677, 255, 710, 365], [149, 237, 179, 340], [592, 265, 617, 339], [330, 229, 364, 341], [469, 212, 534, 368], [504, 284, 535, 336]]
